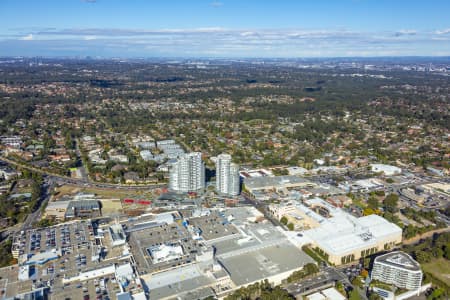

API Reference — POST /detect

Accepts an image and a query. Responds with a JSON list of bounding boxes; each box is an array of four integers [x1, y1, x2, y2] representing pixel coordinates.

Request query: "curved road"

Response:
[[1, 155, 168, 232], [0, 156, 167, 190]]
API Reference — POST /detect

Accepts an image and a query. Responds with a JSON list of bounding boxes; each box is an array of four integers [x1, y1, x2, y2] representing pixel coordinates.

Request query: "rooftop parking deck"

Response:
[[128, 222, 199, 274]]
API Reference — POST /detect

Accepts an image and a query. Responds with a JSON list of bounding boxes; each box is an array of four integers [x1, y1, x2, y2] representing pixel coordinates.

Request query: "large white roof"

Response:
[[358, 214, 402, 239], [321, 287, 346, 300], [303, 200, 402, 256], [370, 164, 402, 175], [306, 292, 326, 300], [115, 263, 134, 279]]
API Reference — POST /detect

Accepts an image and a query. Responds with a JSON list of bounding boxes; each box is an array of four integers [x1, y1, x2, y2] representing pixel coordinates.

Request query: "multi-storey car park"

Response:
[[7, 220, 146, 300], [137, 206, 316, 300], [3, 194, 411, 300], [4, 203, 320, 300]]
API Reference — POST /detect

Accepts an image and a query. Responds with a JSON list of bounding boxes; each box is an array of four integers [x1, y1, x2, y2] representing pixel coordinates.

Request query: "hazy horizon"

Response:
[[1, 0, 449, 58]]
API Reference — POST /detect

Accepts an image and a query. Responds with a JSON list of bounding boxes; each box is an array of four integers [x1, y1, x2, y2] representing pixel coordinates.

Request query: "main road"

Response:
[[0, 156, 166, 190], [21, 177, 54, 230], [1, 155, 167, 234]]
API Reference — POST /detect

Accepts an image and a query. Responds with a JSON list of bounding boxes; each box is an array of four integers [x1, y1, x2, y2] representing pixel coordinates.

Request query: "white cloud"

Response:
[[394, 29, 417, 36], [190, 27, 225, 33], [210, 1, 223, 8], [2, 27, 449, 57], [35, 27, 227, 36], [20, 34, 33, 41], [431, 37, 450, 41], [435, 28, 450, 35], [240, 31, 257, 37]]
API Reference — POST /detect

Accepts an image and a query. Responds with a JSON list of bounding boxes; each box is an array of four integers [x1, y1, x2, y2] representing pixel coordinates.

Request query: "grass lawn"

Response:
[[370, 279, 394, 291], [422, 258, 450, 285], [302, 246, 328, 264], [352, 198, 366, 209]]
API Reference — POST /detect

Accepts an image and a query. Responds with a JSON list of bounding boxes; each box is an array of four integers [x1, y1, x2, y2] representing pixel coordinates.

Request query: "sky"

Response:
[[0, 0, 450, 58]]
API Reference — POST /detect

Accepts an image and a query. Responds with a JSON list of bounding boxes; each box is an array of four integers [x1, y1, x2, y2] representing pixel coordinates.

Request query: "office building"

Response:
[[169, 152, 205, 193], [371, 251, 422, 292], [216, 154, 240, 196]]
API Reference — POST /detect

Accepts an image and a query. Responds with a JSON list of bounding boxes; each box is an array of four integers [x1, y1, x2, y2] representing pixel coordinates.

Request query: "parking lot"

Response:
[[5, 220, 134, 299], [17, 221, 94, 259], [50, 273, 119, 300], [338, 263, 363, 280], [188, 212, 238, 241], [128, 222, 199, 274]]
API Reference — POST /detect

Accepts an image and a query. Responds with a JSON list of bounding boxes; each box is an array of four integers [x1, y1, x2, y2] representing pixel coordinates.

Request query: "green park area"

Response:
[[422, 258, 450, 286]]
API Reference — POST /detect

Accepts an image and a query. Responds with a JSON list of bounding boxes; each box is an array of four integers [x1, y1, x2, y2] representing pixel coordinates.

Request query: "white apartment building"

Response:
[[371, 251, 422, 292], [216, 154, 240, 196], [169, 152, 205, 193]]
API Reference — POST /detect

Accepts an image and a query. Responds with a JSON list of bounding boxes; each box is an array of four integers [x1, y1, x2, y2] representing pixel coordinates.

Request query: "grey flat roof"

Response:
[[149, 276, 213, 299], [211, 207, 289, 255], [188, 212, 239, 241], [211, 224, 286, 256], [126, 222, 160, 233], [146, 265, 214, 299], [307, 186, 345, 195], [213, 237, 259, 255], [244, 175, 312, 189], [176, 287, 216, 300], [218, 242, 315, 286], [67, 200, 100, 209]]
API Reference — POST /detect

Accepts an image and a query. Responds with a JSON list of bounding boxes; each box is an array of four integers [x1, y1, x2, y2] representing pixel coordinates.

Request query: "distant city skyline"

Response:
[[1, 0, 449, 57]]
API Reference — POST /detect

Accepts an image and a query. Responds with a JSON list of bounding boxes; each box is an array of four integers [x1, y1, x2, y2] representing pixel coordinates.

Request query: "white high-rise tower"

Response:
[[169, 152, 205, 193], [216, 154, 240, 196]]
